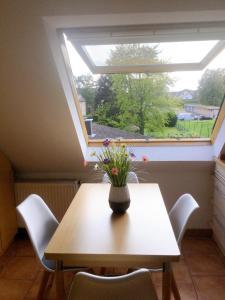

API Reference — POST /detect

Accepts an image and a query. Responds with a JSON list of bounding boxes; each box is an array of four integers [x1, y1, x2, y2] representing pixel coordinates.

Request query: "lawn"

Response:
[[176, 120, 214, 138], [146, 120, 215, 138]]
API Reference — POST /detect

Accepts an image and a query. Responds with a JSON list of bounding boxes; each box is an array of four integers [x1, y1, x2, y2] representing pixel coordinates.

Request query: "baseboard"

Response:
[[184, 228, 213, 238]]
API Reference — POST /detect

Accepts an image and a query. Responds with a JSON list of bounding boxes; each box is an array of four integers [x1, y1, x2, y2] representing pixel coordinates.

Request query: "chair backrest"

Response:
[[16, 194, 58, 270], [102, 171, 139, 183], [68, 269, 158, 300], [169, 193, 199, 247]]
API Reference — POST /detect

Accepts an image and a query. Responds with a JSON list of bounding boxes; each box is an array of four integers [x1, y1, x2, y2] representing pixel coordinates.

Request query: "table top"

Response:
[[45, 183, 180, 267]]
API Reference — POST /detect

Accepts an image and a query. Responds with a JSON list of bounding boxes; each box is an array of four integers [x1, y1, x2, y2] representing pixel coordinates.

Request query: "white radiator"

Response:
[[15, 181, 79, 227]]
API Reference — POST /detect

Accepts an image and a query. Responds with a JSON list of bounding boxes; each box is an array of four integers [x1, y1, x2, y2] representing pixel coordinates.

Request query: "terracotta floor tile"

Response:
[[2, 236, 225, 299], [155, 281, 197, 300], [1, 256, 39, 280], [14, 239, 35, 257], [172, 260, 192, 284], [185, 253, 225, 276], [193, 276, 225, 300], [151, 270, 163, 286], [3, 238, 34, 258], [182, 238, 220, 256], [3, 241, 17, 257], [0, 255, 11, 273], [0, 278, 32, 300], [151, 260, 191, 286], [176, 282, 198, 300], [154, 284, 174, 300], [25, 270, 74, 300], [25, 271, 55, 300]]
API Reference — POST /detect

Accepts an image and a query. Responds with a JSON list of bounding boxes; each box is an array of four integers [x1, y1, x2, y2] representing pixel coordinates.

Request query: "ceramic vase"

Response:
[[108, 185, 130, 214]]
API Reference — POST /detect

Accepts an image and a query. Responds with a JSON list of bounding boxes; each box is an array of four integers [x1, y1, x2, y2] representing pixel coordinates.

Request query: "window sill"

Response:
[[88, 138, 211, 147]]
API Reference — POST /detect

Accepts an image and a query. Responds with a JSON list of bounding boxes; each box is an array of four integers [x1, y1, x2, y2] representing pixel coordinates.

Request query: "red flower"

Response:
[[142, 155, 149, 162], [111, 167, 119, 175]]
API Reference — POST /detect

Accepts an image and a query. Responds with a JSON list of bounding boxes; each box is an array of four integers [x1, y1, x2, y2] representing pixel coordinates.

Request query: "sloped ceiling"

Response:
[[1, 1, 225, 176]]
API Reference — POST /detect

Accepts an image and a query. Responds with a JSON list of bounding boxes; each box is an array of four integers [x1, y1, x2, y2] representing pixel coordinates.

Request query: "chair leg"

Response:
[[37, 270, 51, 300], [48, 273, 55, 288], [171, 270, 181, 300]]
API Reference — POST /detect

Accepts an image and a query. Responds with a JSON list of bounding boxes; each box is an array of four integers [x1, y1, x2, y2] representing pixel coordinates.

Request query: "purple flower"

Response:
[[103, 138, 110, 147], [103, 158, 110, 164], [129, 151, 136, 159]]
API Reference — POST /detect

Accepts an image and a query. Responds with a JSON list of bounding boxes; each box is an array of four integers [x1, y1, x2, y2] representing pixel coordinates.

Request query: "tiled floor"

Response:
[[0, 235, 225, 300]]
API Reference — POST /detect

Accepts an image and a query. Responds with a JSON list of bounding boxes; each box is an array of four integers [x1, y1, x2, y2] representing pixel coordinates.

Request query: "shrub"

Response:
[[165, 112, 178, 127]]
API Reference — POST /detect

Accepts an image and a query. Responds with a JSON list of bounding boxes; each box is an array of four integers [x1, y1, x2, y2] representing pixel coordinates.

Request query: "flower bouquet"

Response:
[[91, 139, 148, 214]]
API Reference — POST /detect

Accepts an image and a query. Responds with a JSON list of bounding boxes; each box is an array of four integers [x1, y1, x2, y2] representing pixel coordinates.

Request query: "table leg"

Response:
[[162, 262, 172, 300], [56, 260, 65, 300]]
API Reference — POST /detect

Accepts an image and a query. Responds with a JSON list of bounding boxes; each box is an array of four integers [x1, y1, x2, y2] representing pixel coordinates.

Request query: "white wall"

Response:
[[1, 2, 223, 229], [76, 161, 214, 229]]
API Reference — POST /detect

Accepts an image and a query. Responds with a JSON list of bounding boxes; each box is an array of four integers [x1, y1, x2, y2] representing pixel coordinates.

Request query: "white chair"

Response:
[[169, 193, 199, 248], [154, 193, 199, 300], [68, 269, 158, 300], [168, 193, 199, 300], [16, 194, 87, 300], [102, 171, 139, 183], [127, 193, 199, 300]]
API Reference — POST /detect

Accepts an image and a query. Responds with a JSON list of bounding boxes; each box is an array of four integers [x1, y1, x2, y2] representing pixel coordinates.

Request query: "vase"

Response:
[[108, 185, 130, 214]]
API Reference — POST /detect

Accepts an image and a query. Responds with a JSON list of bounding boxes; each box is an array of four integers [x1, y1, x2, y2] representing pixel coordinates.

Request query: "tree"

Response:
[[75, 75, 96, 115], [198, 69, 225, 106], [106, 44, 178, 135], [107, 44, 159, 66], [93, 75, 120, 126], [94, 75, 114, 108]]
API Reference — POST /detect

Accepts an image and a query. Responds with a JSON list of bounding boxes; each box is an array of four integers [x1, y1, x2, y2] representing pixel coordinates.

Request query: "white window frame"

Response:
[[43, 11, 225, 161], [65, 23, 225, 74]]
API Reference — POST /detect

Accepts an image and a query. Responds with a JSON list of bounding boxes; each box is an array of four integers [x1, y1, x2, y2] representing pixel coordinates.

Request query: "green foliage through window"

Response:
[[72, 44, 225, 139]]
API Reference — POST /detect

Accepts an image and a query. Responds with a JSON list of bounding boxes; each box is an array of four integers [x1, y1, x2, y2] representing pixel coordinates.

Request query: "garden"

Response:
[[75, 44, 224, 139]]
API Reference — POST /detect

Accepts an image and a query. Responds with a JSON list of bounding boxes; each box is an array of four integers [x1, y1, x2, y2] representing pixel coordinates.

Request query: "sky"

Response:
[[65, 37, 225, 92]]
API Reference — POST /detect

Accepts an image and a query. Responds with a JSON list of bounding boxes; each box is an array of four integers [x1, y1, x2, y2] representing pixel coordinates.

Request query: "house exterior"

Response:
[[171, 89, 196, 101], [184, 104, 220, 118]]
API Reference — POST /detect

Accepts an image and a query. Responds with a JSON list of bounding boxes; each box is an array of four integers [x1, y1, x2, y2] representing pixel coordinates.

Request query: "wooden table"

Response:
[[45, 183, 180, 300]]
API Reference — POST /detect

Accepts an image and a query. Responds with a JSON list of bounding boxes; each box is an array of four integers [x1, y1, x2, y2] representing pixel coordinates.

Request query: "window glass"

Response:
[[64, 34, 225, 140], [84, 41, 218, 66]]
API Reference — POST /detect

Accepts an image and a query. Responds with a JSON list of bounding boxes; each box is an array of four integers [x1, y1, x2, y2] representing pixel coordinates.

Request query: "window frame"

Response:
[[58, 26, 225, 147], [64, 23, 225, 74]]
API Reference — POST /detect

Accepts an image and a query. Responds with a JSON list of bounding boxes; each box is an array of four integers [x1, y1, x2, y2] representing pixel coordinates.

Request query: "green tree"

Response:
[[94, 75, 120, 126], [107, 44, 178, 135], [198, 69, 225, 106], [75, 75, 96, 115], [94, 75, 114, 108], [107, 44, 159, 66]]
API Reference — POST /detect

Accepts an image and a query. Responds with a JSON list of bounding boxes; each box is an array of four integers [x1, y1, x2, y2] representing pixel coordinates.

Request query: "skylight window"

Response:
[[84, 41, 218, 66], [61, 23, 225, 143], [65, 24, 225, 74]]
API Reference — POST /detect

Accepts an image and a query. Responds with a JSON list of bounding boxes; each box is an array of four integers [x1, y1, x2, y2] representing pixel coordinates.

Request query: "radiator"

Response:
[[15, 181, 79, 227]]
